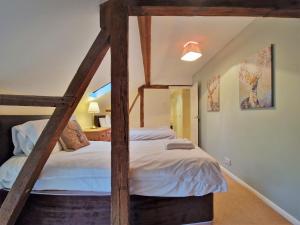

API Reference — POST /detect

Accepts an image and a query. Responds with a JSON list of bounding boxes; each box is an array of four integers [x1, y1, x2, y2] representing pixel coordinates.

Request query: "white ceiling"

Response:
[[151, 16, 255, 85], [0, 0, 255, 99]]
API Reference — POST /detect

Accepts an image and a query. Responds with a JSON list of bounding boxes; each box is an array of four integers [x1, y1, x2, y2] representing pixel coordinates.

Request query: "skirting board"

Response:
[[221, 166, 300, 225]]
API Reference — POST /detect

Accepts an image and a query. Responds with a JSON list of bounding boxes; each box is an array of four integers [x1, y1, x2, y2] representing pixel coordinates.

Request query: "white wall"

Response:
[[193, 18, 300, 221], [129, 93, 140, 128], [144, 89, 170, 128]]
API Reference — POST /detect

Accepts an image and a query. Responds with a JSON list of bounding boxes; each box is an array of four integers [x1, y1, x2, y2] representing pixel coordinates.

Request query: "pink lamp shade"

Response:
[[181, 41, 202, 62]]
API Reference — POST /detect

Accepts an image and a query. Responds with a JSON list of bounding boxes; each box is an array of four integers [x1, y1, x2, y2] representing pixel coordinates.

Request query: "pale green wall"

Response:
[[193, 18, 300, 221]]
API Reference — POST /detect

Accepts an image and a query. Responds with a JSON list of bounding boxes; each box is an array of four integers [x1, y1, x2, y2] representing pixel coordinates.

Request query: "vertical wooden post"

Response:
[[139, 87, 144, 127], [110, 0, 129, 225], [138, 16, 151, 86]]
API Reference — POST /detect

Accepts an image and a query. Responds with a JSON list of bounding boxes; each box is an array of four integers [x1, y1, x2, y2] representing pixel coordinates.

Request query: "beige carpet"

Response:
[[212, 174, 291, 225]]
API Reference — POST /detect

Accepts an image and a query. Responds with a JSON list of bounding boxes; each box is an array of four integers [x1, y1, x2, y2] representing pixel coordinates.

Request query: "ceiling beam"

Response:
[[142, 84, 193, 89], [128, 0, 300, 17], [138, 16, 151, 87], [144, 84, 169, 89], [0, 95, 74, 107]]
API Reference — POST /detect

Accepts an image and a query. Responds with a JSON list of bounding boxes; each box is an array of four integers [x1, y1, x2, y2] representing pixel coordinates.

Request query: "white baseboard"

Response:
[[221, 166, 300, 225]]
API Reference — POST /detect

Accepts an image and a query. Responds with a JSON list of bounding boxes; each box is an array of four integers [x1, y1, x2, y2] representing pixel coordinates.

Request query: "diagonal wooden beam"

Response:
[[129, 92, 140, 113], [110, 0, 130, 225], [0, 95, 74, 107], [138, 16, 151, 86], [0, 30, 110, 225], [138, 86, 144, 127], [128, 0, 300, 17]]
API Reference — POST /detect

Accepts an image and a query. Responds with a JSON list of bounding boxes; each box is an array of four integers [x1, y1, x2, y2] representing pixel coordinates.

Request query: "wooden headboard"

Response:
[[0, 115, 50, 166]]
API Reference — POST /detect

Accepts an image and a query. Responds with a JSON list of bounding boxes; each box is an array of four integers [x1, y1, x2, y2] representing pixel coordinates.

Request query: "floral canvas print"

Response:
[[207, 75, 220, 112], [239, 45, 274, 110]]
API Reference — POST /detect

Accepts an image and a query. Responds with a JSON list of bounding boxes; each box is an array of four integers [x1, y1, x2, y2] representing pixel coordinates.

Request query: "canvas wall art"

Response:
[[239, 45, 274, 110], [207, 75, 220, 112]]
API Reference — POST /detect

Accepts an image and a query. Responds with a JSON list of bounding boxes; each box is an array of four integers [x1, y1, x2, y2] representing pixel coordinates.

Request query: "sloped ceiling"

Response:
[[0, 0, 255, 99], [152, 16, 255, 85]]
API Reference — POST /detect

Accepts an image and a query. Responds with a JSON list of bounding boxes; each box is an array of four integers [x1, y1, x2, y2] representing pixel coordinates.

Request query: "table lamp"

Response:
[[88, 102, 100, 129]]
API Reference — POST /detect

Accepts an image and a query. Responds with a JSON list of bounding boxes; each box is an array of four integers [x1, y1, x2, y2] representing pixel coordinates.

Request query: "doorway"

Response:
[[170, 88, 191, 139]]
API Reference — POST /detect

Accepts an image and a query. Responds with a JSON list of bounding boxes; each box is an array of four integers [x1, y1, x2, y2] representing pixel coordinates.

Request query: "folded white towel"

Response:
[[165, 139, 195, 150]]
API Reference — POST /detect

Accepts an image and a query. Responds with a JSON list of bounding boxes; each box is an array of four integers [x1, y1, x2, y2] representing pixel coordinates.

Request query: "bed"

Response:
[[129, 127, 176, 141], [0, 115, 227, 225], [94, 114, 177, 141]]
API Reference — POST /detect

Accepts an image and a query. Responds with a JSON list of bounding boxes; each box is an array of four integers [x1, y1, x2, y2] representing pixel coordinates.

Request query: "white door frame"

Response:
[[190, 82, 199, 146]]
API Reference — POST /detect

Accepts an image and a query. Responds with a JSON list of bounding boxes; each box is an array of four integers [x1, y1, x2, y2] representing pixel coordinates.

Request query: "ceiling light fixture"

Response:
[[181, 41, 202, 62]]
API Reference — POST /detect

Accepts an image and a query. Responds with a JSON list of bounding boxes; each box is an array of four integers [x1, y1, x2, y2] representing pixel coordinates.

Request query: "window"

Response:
[[89, 82, 111, 100]]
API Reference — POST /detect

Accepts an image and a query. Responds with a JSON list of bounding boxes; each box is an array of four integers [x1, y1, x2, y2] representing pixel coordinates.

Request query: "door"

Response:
[[190, 82, 199, 145]]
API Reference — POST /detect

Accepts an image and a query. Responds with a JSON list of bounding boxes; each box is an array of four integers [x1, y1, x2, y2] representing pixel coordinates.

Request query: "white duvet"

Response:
[[130, 127, 176, 141], [0, 140, 227, 197]]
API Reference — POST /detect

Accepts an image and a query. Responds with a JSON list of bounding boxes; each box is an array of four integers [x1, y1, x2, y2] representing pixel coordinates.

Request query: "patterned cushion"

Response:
[[60, 120, 90, 150]]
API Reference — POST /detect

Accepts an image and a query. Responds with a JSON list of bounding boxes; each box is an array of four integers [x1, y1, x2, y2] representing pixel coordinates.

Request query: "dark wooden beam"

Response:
[[144, 84, 169, 89], [138, 16, 151, 86], [268, 9, 300, 17], [110, 0, 130, 224], [100, 0, 112, 32], [0, 95, 74, 107], [129, 92, 140, 113], [138, 87, 144, 127], [128, 0, 300, 17], [0, 30, 110, 225], [143, 84, 192, 89]]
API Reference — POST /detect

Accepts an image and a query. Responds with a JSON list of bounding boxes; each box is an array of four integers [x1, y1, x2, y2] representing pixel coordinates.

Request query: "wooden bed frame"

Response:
[[0, 115, 213, 225]]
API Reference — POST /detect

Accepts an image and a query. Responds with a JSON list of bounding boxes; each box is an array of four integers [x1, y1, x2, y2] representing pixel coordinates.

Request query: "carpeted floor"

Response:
[[212, 174, 291, 225]]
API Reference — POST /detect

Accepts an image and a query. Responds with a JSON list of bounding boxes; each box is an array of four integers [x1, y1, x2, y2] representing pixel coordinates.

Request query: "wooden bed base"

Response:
[[0, 115, 213, 224], [0, 190, 213, 225]]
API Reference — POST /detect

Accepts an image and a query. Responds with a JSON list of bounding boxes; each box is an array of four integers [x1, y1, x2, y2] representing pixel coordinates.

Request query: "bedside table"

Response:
[[84, 128, 111, 141]]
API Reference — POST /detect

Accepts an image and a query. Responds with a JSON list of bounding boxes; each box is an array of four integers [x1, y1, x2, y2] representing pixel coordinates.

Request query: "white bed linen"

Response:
[[12, 119, 61, 155], [0, 140, 227, 197], [130, 127, 176, 141]]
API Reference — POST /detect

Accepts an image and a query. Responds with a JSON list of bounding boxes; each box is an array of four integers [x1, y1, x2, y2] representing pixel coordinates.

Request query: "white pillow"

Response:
[[99, 118, 106, 128], [12, 119, 62, 156], [99, 117, 111, 128]]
